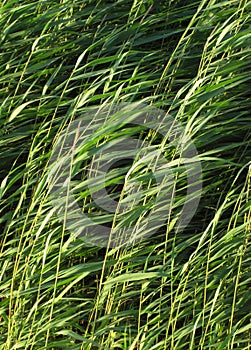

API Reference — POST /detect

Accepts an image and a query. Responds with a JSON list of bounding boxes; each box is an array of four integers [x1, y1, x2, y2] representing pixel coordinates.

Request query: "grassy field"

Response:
[[0, 0, 250, 349]]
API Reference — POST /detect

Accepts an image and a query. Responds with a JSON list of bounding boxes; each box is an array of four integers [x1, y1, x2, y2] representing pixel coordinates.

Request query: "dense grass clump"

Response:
[[0, 0, 250, 349]]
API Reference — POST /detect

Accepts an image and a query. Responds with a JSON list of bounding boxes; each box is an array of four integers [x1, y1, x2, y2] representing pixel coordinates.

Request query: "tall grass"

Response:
[[0, 0, 250, 349]]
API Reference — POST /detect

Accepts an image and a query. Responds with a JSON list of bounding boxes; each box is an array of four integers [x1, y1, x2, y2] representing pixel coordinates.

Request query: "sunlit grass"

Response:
[[0, 0, 250, 349]]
